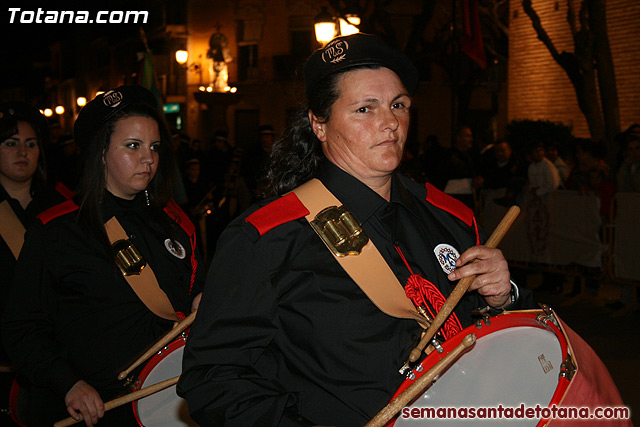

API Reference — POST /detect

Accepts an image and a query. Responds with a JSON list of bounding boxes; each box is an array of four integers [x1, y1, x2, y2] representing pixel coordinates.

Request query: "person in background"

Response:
[[565, 138, 609, 191], [178, 33, 531, 427], [545, 141, 569, 183], [206, 129, 233, 188], [527, 140, 560, 197], [433, 125, 484, 209], [2, 86, 204, 426], [615, 132, 640, 193], [608, 128, 640, 315], [421, 133, 448, 184], [47, 133, 81, 192], [241, 124, 277, 200], [481, 139, 521, 190], [0, 101, 69, 426]]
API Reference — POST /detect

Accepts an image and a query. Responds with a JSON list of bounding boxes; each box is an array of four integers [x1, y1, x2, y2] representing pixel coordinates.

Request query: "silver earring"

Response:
[[144, 189, 150, 206]]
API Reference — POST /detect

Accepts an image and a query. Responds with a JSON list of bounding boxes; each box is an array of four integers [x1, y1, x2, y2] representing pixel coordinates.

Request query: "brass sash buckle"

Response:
[[112, 239, 146, 276], [310, 206, 369, 257]]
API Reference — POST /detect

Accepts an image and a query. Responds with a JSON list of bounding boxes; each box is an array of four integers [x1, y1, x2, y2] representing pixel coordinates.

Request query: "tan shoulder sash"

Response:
[[104, 217, 179, 321], [292, 179, 420, 321], [0, 200, 26, 259]]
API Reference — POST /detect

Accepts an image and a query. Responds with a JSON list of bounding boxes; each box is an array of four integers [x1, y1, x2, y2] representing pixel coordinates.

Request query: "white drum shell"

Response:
[[134, 339, 198, 426]]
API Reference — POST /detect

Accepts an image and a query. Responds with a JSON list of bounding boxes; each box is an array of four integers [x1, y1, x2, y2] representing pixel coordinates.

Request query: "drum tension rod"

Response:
[[472, 306, 491, 328], [559, 354, 576, 380], [536, 303, 560, 327]]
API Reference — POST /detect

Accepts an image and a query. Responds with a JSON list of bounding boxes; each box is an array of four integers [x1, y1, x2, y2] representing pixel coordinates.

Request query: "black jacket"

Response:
[[2, 192, 204, 423], [178, 161, 532, 427]]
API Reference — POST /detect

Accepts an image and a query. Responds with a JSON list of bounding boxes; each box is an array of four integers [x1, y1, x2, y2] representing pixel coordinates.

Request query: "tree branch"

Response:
[[522, 0, 561, 61]]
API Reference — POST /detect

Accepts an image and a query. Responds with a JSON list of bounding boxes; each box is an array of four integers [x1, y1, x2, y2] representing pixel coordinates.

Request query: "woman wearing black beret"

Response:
[[2, 86, 204, 426], [178, 33, 532, 427]]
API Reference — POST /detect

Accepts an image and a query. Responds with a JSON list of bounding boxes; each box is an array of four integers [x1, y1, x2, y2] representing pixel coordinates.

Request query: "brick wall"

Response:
[[508, 0, 640, 137]]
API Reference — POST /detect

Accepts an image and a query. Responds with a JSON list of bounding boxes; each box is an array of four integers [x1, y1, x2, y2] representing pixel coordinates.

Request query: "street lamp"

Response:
[[55, 106, 65, 115], [339, 14, 360, 36], [175, 49, 202, 84], [175, 50, 189, 65], [314, 7, 337, 44], [76, 97, 87, 107]]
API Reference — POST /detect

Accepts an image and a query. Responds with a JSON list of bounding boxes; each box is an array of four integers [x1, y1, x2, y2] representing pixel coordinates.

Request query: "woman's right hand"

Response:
[[64, 380, 105, 426]]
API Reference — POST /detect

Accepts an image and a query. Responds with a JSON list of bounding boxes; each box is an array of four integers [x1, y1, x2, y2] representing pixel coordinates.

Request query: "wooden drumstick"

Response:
[[407, 205, 520, 364], [118, 310, 197, 380], [365, 334, 476, 427], [54, 375, 180, 427]]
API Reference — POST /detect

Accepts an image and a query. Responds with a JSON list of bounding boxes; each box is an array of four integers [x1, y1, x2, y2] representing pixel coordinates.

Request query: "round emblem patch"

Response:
[[164, 239, 186, 259], [102, 90, 124, 108], [434, 244, 460, 275]]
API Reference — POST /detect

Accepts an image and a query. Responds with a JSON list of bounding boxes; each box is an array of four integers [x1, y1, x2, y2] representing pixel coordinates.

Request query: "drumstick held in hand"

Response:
[[118, 310, 197, 380], [407, 205, 520, 364], [54, 375, 180, 427], [365, 334, 476, 427]]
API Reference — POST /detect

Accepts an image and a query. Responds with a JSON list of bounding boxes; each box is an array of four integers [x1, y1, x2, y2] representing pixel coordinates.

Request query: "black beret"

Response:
[[303, 33, 419, 100], [74, 85, 158, 149], [0, 101, 49, 141]]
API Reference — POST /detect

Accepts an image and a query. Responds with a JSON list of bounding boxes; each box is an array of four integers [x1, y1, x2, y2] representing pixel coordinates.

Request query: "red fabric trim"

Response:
[[36, 199, 79, 224], [54, 181, 76, 199], [425, 183, 475, 227], [9, 377, 25, 427], [395, 244, 462, 339], [246, 192, 310, 236], [175, 311, 186, 321], [164, 199, 195, 237], [164, 199, 198, 295], [405, 274, 463, 339], [472, 216, 480, 245]]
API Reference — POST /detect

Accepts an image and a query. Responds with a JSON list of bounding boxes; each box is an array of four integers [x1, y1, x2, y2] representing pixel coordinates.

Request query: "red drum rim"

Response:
[[386, 310, 570, 427], [9, 376, 26, 427], [132, 335, 187, 426]]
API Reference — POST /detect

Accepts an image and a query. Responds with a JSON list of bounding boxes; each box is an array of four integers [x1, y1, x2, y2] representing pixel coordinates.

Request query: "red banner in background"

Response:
[[460, 0, 487, 69]]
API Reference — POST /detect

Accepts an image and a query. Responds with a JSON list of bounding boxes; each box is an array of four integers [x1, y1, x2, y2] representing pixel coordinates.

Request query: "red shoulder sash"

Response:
[[425, 183, 479, 245], [245, 192, 309, 236], [37, 199, 79, 225]]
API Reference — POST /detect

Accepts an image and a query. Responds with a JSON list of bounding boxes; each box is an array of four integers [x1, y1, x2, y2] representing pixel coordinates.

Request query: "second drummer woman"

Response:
[[2, 86, 204, 426]]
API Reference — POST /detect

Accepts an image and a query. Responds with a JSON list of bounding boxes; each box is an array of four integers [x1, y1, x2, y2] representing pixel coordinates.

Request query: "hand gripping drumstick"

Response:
[[117, 310, 197, 380], [54, 375, 180, 427], [406, 205, 520, 365], [364, 334, 477, 427]]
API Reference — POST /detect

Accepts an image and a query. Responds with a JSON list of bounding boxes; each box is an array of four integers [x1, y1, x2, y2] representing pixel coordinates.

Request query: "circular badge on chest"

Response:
[[433, 243, 460, 275], [164, 238, 186, 259]]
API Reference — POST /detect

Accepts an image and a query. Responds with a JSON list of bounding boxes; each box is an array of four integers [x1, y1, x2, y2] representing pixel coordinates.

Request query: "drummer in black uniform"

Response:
[[0, 101, 70, 425], [2, 86, 205, 426], [178, 34, 532, 426]]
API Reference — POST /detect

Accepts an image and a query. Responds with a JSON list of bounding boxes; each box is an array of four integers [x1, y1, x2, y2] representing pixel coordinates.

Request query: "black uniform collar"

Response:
[[103, 190, 149, 218], [316, 160, 419, 224], [316, 160, 386, 225]]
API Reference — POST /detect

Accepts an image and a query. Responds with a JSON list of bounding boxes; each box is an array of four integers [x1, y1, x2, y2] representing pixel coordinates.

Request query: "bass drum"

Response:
[[132, 336, 197, 426], [387, 309, 627, 426]]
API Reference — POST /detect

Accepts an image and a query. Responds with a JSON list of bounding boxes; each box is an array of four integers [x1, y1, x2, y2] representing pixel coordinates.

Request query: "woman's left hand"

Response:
[[447, 245, 511, 308]]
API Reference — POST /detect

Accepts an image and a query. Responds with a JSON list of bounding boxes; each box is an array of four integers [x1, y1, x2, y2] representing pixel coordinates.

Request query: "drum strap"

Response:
[[0, 200, 26, 259], [104, 216, 180, 321], [292, 179, 423, 323]]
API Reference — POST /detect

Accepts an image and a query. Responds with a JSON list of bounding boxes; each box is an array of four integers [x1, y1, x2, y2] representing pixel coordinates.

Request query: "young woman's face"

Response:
[[0, 121, 40, 185], [311, 67, 411, 184], [104, 115, 160, 200]]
